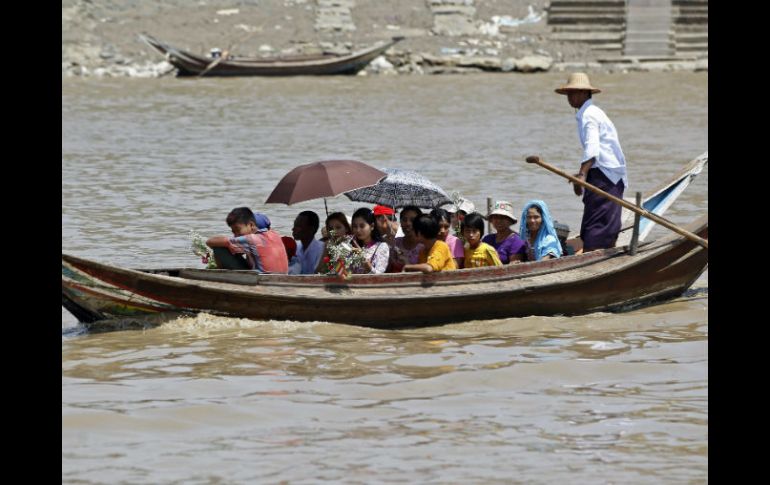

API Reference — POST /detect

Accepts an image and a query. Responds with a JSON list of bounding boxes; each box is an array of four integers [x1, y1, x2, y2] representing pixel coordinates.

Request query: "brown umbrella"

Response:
[[265, 160, 387, 212]]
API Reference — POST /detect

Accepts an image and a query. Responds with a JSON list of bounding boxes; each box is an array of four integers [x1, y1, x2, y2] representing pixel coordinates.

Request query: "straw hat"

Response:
[[555, 72, 601, 95], [487, 200, 518, 225]]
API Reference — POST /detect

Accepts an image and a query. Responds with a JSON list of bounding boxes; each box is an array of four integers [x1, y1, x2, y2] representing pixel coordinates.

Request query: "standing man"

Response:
[[291, 210, 324, 274], [556, 72, 628, 252]]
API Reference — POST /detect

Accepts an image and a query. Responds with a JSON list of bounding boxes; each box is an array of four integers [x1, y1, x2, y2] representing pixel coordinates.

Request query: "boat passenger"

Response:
[[462, 212, 503, 268], [556, 72, 628, 252], [282, 236, 301, 274], [290, 210, 324, 275], [350, 207, 390, 274], [403, 214, 457, 273], [206, 207, 289, 273], [481, 200, 526, 264], [442, 196, 476, 237], [388, 205, 423, 273], [373, 205, 403, 247], [315, 212, 353, 273], [430, 208, 465, 269], [519, 200, 563, 261]]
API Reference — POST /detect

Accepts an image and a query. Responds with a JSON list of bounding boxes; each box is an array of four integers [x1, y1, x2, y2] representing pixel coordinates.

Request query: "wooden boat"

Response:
[[62, 154, 708, 328], [140, 33, 403, 77]]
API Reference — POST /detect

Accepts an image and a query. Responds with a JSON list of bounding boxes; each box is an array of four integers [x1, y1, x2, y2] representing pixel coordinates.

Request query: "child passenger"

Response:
[[403, 214, 457, 273], [462, 212, 503, 268], [206, 207, 288, 273], [430, 207, 465, 269]]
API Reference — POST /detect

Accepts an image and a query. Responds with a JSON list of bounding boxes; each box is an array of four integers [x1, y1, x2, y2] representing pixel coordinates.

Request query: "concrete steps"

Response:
[[550, 32, 624, 43], [624, 0, 673, 57], [672, 0, 707, 56], [547, 0, 626, 52], [547, 0, 707, 59]]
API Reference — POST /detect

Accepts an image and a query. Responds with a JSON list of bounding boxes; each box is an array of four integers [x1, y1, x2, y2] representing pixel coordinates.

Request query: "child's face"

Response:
[[230, 221, 255, 237], [327, 220, 349, 239], [463, 226, 482, 247], [437, 219, 451, 241]]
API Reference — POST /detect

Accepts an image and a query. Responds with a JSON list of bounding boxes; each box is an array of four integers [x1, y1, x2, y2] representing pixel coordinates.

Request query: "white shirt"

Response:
[[292, 238, 324, 275], [576, 99, 628, 187]]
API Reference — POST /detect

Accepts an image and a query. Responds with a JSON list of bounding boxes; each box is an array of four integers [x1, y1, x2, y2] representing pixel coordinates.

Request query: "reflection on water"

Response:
[[62, 73, 707, 482]]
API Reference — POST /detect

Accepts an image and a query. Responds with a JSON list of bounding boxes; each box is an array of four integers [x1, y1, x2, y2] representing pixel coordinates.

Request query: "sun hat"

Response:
[[487, 200, 518, 225], [442, 197, 475, 215], [555, 72, 601, 95], [253, 212, 272, 232], [372, 205, 396, 216]]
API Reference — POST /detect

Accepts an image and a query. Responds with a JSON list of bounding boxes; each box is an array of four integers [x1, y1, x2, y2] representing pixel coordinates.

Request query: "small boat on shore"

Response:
[[140, 33, 403, 77], [62, 154, 708, 329]]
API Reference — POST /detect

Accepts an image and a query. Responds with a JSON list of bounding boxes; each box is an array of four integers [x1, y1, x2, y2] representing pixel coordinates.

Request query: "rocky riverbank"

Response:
[[62, 0, 707, 78]]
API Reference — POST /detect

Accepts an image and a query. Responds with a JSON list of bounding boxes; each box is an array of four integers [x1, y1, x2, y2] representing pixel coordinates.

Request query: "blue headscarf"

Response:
[[519, 200, 563, 261]]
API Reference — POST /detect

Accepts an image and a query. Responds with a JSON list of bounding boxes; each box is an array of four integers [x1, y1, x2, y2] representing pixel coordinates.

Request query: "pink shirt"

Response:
[[445, 234, 465, 259], [227, 230, 289, 273]]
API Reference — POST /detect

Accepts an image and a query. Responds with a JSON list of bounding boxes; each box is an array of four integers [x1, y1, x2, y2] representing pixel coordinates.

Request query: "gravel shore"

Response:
[[62, 0, 707, 77]]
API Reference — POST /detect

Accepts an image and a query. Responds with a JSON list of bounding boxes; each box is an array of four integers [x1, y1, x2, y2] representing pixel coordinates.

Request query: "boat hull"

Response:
[[140, 34, 403, 77], [62, 216, 707, 328]]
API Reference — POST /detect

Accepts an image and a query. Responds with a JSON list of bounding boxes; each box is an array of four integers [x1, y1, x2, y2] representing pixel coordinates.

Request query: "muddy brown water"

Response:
[[62, 72, 707, 483]]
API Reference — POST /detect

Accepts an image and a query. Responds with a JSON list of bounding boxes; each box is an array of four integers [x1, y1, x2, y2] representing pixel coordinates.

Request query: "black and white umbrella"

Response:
[[344, 167, 452, 209]]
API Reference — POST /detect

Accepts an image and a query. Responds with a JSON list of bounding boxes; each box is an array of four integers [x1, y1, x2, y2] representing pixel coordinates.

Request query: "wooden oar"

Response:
[[525, 155, 708, 249]]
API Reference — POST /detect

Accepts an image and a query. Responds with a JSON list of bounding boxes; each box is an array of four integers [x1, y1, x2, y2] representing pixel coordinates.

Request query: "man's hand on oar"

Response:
[[571, 173, 584, 196]]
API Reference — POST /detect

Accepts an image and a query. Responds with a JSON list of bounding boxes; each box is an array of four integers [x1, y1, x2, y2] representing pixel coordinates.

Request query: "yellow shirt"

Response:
[[418, 240, 457, 272], [464, 242, 503, 268]]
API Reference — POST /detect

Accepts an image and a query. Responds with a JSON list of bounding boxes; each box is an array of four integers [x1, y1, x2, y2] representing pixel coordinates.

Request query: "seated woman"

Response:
[[430, 208, 465, 268], [462, 212, 503, 268], [350, 207, 390, 274], [315, 212, 352, 273], [519, 200, 563, 261], [388, 205, 423, 273], [482, 200, 526, 264], [403, 214, 457, 273]]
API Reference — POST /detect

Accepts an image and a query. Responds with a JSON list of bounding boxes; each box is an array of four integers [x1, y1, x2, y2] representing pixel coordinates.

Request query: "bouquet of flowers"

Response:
[[323, 230, 366, 279], [449, 191, 467, 243], [189, 230, 217, 269]]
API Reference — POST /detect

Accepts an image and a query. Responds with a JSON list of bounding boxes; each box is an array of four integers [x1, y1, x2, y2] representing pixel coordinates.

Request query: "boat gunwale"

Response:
[[62, 214, 706, 298]]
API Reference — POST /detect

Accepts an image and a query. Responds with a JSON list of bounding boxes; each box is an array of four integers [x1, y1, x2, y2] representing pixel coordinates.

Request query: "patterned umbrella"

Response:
[[344, 167, 452, 209]]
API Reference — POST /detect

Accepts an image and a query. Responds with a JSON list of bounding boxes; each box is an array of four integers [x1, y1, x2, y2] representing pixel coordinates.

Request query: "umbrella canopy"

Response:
[[265, 160, 387, 205], [344, 167, 452, 209]]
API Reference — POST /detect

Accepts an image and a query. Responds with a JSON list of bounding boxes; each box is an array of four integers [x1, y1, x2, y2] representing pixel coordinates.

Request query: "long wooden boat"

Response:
[[63, 154, 707, 328], [140, 33, 403, 77], [62, 215, 707, 328]]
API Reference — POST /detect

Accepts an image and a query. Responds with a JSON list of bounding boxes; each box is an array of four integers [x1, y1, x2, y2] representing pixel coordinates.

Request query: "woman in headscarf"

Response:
[[519, 200, 563, 261]]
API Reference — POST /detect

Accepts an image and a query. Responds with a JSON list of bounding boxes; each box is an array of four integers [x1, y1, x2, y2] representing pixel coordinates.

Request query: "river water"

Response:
[[62, 72, 707, 483]]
